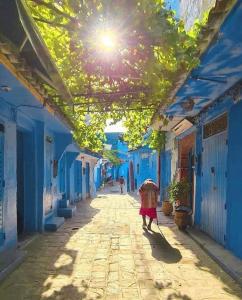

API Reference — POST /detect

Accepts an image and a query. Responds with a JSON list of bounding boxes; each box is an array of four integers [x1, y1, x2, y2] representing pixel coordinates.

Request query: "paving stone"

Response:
[[0, 189, 242, 300], [122, 288, 140, 299]]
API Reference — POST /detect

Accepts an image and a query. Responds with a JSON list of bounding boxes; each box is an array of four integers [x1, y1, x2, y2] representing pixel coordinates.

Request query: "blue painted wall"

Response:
[[129, 146, 158, 190], [194, 125, 202, 226], [191, 96, 242, 258], [0, 63, 83, 267], [105, 133, 129, 185], [226, 101, 242, 258], [94, 161, 102, 190], [160, 150, 172, 201]]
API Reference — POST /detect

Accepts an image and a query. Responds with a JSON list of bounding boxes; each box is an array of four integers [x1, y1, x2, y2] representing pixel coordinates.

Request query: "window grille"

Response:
[[203, 113, 227, 139]]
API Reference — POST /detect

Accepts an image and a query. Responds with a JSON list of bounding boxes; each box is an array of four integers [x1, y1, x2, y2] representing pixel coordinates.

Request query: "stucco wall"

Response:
[[2, 121, 17, 252], [180, 0, 216, 30], [129, 147, 158, 190], [224, 101, 242, 259], [165, 132, 178, 181], [43, 129, 62, 217]]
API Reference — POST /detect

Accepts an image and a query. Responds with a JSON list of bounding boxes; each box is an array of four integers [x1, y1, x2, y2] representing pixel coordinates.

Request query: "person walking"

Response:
[[139, 179, 159, 230], [119, 176, 125, 194]]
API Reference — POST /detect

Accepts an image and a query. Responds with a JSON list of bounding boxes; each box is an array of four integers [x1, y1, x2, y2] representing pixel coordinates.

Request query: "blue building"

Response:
[[152, 0, 242, 259], [128, 146, 159, 192], [94, 159, 103, 191], [0, 2, 100, 274], [105, 132, 129, 185]]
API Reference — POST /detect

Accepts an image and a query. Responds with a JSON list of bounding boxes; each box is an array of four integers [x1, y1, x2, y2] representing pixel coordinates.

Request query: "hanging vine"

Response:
[[26, 0, 205, 151]]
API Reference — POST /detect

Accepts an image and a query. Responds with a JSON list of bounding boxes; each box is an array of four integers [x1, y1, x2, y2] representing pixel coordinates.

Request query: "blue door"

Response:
[[160, 150, 171, 201], [0, 128, 4, 241], [75, 161, 82, 198], [45, 139, 53, 214], [86, 162, 90, 196], [201, 130, 227, 245]]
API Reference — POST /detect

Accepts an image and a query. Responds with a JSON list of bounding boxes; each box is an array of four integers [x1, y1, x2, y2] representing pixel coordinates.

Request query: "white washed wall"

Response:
[[165, 132, 178, 181], [180, 0, 216, 30]]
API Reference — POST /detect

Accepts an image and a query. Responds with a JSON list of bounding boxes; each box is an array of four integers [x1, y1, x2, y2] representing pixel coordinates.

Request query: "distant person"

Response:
[[119, 176, 125, 194], [139, 179, 159, 230]]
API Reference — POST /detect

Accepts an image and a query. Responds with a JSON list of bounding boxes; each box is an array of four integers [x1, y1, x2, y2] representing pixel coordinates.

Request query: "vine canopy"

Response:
[[26, 0, 202, 151]]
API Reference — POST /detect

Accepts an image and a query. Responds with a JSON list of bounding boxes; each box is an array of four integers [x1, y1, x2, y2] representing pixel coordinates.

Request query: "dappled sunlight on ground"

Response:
[[0, 188, 241, 299]]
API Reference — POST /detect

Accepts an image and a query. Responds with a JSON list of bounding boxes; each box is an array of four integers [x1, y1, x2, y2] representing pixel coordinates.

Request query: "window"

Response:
[[203, 113, 227, 139]]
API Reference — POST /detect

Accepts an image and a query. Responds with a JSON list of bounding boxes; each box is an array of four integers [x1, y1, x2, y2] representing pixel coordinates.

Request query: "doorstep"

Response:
[[44, 216, 65, 231], [187, 227, 242, 286], [58, 205, 76, 218]]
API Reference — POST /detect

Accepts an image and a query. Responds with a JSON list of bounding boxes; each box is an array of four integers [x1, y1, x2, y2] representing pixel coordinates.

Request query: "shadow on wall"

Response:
[[143, 229, 182, 263]]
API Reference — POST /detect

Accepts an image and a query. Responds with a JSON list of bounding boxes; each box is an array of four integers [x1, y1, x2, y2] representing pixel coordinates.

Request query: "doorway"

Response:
[[17, 129, 36, 238], [86, 162, 90, 198], [45, 138, 53, 214], [17, 131, 24, 236], [178, 133, 195, 208], [201, 114, 228, 245]]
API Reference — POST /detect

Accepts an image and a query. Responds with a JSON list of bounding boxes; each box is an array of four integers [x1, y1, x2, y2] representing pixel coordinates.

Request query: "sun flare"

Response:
[[99, 30, 117, 52]]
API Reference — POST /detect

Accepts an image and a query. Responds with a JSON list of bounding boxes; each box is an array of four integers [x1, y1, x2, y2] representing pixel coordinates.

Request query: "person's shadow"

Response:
[[143, 228, 182, 263]]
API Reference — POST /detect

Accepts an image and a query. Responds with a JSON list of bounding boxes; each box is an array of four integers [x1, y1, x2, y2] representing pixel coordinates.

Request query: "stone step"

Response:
[[57, 205, 76, 219], [44, 216, 65, 232]]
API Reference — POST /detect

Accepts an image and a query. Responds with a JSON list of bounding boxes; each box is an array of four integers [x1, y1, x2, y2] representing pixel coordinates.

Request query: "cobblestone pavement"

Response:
[[0, 190, 242, 300]]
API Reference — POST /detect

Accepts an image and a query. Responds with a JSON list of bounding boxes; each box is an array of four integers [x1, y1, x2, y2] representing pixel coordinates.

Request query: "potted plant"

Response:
[[161, 190, 173, 216], [168, 179, 191, 230]]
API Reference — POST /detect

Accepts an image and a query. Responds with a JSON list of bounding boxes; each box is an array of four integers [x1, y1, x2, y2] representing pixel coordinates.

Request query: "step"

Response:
[[57, 205, 76, 219], [44, 216, 65, 232], [58, 198, 70, 208]]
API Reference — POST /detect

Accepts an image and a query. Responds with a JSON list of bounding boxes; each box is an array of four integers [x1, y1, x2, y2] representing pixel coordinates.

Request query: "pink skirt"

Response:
[[139, 208, 157, 219]]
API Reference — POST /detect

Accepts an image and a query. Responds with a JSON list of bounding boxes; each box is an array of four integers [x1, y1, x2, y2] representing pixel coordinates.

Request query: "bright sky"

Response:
[[105, 120, 127, 133], [165, 0, 180, 17]]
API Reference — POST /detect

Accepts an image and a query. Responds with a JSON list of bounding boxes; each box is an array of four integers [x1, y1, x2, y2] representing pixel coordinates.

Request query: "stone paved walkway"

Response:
[[0, 190, 242, 300]]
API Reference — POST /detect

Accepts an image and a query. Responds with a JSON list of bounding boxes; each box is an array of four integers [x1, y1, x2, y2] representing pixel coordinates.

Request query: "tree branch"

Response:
[[30, 0, 75, 21], [33, 17, 69, 29]]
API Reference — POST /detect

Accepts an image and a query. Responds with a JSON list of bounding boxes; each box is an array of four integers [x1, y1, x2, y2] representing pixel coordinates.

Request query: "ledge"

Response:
[[187, 227, 242, 286]]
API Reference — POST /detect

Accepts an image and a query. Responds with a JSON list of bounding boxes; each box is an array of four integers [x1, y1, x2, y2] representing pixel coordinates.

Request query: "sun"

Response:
[[99, 30, 117, 52]]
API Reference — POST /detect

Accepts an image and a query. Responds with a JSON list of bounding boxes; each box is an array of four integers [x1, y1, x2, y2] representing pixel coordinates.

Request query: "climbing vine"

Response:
[[26, 0, 204, 151], [103, 150, 121, 166], [146, 130, 166, 151]]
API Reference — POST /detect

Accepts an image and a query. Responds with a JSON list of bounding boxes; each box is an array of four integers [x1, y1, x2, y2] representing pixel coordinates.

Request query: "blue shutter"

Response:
[[0, 130, 4, 241]]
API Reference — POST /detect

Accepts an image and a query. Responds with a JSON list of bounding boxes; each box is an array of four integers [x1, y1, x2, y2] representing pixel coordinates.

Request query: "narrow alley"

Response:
[[0, 188, 241, 300]]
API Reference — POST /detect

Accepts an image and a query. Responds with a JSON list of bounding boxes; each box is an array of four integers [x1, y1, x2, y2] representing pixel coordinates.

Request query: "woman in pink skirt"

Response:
[[139, 179, 159, 230]]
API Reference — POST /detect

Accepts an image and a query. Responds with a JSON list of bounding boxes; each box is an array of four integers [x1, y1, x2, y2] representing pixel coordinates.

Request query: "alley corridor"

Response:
[[0, 190, 242, 300]]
